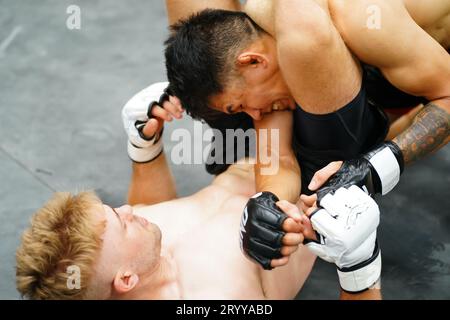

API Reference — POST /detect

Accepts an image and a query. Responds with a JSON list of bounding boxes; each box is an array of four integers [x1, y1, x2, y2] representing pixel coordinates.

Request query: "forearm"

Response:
[[255, 155, 301, 203], [165, 0, 241, 25], [340, 289, 382, 300], [393, 99, 450, 165], [127, 153, 176, 205], [253, 111, 299, 202]]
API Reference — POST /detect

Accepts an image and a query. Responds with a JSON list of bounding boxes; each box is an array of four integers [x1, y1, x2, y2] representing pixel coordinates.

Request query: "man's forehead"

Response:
[[100, 205, 122, 243]]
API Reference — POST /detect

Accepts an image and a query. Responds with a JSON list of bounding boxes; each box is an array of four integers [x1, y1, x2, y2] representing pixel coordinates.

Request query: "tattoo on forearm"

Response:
[[393, 103, 450, 165]]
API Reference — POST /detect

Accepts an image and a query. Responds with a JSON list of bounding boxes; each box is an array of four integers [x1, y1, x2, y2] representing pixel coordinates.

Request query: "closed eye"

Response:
[[112, 208, 127, 231]]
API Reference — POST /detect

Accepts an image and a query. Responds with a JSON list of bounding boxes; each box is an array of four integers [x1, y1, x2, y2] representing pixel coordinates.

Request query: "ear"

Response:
[[113, 271, 139, 294], [236, 52, 268, 68]]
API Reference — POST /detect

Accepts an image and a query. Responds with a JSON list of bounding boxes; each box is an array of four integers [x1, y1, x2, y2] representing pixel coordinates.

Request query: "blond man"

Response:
[[15, 84, 382, 300]]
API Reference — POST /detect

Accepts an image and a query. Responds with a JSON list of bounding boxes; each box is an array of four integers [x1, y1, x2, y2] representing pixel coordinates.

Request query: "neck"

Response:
[[119, 249, 180, 300]]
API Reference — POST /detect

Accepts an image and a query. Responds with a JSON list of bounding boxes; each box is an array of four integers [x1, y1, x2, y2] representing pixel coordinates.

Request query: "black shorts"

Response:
[[363, 64, 428, 114]]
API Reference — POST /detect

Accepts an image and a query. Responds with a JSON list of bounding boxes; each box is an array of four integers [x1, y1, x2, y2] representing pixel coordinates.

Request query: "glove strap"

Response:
[[127, 136, 163, 163], [337, 242, 381, 293], [366, 141, 404, 195]]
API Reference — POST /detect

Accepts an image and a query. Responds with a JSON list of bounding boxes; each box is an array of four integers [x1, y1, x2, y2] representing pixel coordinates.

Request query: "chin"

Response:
[[150, 223, 162, 244]]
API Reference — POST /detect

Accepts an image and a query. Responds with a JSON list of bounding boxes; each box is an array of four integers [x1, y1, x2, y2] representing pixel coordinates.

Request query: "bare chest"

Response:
[[170, 212, 264, 299]]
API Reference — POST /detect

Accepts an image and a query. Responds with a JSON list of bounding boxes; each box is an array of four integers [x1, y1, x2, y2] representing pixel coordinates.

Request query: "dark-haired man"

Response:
[[161, 0, 449, 279]]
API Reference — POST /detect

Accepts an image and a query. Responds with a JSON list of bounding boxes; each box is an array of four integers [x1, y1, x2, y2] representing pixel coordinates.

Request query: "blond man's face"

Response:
[[92, 204, 162, 291]]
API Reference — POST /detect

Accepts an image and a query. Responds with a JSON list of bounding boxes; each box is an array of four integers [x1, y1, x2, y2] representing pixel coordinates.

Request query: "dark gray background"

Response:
[[0, 0, 449, 299]]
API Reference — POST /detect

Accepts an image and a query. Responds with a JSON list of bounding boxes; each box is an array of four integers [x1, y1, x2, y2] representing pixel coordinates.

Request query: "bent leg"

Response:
[[165, 0, 241, 25]]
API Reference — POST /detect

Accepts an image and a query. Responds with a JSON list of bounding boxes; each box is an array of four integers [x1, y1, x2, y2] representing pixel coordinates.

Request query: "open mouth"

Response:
[[272, 101, 283, 111], [271, 98, 294, 111]]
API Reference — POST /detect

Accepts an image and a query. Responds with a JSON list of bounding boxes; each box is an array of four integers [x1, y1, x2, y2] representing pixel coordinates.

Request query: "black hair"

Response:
[[165, 9, 264, 121]]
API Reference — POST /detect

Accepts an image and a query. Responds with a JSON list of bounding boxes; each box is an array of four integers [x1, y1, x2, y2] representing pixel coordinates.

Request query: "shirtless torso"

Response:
[[244, 0, 450, 114], [133, 163, 315, 299], [245, 0, 450, 49]]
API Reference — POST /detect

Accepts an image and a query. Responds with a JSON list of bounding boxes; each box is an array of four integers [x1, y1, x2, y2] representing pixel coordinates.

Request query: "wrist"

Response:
[[337, 242, 382, 293], [364, 141, 404, 195], [127, 131, 164, 163]]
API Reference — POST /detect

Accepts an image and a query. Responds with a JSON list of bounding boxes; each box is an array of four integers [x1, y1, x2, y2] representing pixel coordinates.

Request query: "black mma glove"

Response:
[[317, 141, 404, 201], [239, 192, 288, 270]]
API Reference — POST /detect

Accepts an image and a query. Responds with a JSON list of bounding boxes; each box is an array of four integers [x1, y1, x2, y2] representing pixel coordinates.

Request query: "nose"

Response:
[[123, 212, 134, 222]]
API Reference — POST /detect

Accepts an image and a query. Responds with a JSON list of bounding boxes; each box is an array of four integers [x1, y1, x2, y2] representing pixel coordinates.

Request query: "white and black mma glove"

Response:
[[122, 82, 170, 163], [239, 192, 288, 270], [305, 186, 381, 293], [317, 141, 404, 201]]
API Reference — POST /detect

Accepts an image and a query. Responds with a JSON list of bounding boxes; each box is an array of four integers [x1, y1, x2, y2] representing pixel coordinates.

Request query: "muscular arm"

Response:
[[165, 0, 241, 24], [254, 111, 300, 203], [127, 153, 177, 205], [393, 103, 450, 164], [331, 0, 450, 165]]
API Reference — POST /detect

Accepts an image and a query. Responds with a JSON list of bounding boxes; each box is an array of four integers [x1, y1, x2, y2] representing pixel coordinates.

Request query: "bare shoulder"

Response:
[[329, 0, 450, 29], [329, 0, 419, 66], [329, 0, 405, 37]]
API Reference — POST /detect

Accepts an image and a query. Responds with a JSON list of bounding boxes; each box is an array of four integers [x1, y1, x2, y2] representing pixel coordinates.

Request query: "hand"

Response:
[[304, 185, 382, 293], [300, 161, 343, 212], [273, 200, 318, 267], [302, 141, 404, 207], [239, 192, 313, 270], [122, 82, 184, 162], [141, 94, 184, 139]]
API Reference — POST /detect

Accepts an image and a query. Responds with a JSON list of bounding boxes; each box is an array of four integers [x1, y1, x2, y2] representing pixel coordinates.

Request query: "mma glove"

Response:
[[317, 141, 404, 201], [122, 82, 170, 163], [239, 192, 288, 270], [306, 186, 381, 293]]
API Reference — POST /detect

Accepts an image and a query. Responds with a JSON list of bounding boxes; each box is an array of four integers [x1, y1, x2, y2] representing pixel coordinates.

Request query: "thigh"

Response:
[[166, 0, 241, 25], [276, 6, 363, 114]]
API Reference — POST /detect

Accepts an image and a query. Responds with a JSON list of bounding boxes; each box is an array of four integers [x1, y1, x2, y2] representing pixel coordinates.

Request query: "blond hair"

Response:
[[16, 191, 106, 299]]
